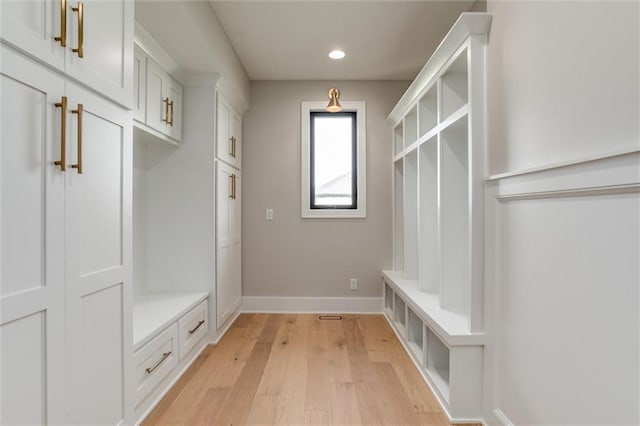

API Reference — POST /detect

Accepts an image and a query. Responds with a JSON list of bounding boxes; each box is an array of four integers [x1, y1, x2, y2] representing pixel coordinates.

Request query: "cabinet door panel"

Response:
[[65, 0, 133, 107], [216, 94, 231, 165], [168, 78, 182, 141], [133, 45, 146, 123], [0, 45, 66, 425], [230, 111, 242, 168], [230, 172, 241, 243], [145, 59, 167, 134], [65, 82, 133, 424], [0, 0, 65, 70], [216, 162, 231, 247]]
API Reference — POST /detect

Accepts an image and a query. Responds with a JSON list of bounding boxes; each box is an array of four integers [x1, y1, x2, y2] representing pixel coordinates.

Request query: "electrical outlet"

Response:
[[266, 209, 273, 220], [350, 278, 358, 290]]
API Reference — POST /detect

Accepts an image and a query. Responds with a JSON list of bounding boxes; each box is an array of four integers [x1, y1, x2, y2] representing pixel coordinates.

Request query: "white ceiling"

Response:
[[209, 1, 476, 81]]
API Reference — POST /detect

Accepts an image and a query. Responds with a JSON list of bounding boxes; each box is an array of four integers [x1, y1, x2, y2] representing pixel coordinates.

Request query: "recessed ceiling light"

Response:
[[329, 50, 345, 60]]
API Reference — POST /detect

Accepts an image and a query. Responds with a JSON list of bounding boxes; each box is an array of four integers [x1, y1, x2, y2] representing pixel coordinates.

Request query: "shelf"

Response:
[[393, 161, 404, 270], [407, 308, 424, 364], [393, 293, 407, 335], [418, 85, 438, 137], [441, 49, 468, 122], [382, 270, 483, 345], [404, 107, 418, 147], [418, 139, 439, 293], [440, 117, 469, 314], [384, 282, 394, 312], [133, 292, 208, 351], [426, 328, 450, 402], [404, 150, 419, 279], [394, 123, 403, 155]]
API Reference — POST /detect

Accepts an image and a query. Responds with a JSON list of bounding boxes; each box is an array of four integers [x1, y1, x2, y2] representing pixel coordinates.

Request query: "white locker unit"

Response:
[[215, 161, 242, 327], [0, 1, 134, 423], [0, 0, 134, 107]]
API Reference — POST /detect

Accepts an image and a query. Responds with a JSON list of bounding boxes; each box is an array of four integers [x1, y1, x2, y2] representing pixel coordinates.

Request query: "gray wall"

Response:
[[242, 81, 409, 298]]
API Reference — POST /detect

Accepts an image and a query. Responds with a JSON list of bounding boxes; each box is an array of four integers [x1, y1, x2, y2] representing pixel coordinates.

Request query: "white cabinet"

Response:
[[133, 324, 179, 406], [0, 45, 67, 426], [0, 0, 134, 107], [1, 40, 133, 425], [216, 162, 241, 327], [216, 92, 242, 169], [135, 49, 183, 144]]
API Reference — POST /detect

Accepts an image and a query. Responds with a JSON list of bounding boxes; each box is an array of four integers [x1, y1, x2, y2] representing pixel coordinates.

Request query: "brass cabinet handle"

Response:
[[71, 104, 83, 174], [188, 320, 205, 335], [145, 351, 172, 374], [54, 97, 67, 171], [229, 174, 234, 199], [71, 2, 83, 58], [233, 174, 237, 200], [228, 136, 234, 157], [232, 137, 236, 158], [168, 99, 174, 126], [54, 0, 67, 47], [162, 97, 169, 124]]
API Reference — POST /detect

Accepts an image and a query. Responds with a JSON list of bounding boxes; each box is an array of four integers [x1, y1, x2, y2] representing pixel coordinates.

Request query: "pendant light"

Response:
[[326, 87, 342, 112]]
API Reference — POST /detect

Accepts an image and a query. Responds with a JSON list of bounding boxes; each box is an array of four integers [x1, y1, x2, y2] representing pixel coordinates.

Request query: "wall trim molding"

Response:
[[491, 409, 514, 426], [490, 150, 639, 200], [241, 296, 383, 314]]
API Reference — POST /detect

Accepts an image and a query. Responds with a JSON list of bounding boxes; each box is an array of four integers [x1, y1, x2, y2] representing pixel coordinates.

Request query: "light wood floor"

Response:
[[143, 314, 455, 425]]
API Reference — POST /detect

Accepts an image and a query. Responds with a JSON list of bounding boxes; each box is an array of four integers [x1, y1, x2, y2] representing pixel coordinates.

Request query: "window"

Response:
[[301, 101, 366, 218]]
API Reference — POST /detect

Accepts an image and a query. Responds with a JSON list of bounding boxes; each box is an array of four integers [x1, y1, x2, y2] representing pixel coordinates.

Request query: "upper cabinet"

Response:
[[0, 0, 134, 108], [216, 91, 242, 169], [133, 44, 183, 145]]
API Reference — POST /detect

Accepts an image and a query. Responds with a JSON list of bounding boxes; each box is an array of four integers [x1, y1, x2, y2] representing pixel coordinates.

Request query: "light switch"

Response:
[[266, 209, 274, 221]]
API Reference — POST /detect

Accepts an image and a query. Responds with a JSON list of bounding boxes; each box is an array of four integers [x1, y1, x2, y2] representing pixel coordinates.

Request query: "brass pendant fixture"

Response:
[[326, 87, 342, 112]]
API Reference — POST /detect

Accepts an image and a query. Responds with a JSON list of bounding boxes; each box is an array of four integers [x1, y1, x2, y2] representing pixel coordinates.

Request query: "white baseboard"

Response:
[[491, 409, 514, 426], [241, 296, 383, 314]]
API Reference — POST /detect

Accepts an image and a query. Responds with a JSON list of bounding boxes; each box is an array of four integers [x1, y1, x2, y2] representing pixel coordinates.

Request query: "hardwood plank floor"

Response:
[[143, 314, 455, 426]]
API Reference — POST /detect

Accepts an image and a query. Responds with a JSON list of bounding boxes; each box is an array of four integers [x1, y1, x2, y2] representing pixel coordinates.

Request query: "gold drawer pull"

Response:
[[145, 351, 172, 374], [54, 96, 67, 171], [71, 104, 83, 174], [53, 0, 67, 47], [71, 2, 83, 58], [188, 320, 205, 335], [168, 99, 174, 126]]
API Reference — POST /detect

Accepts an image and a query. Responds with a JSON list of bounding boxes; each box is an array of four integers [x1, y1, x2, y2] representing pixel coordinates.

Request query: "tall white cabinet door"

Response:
[[167, 78, 182, 141], [216, 93, 232, 165], [230, 111, 242, 169], [145, 58, 169, 134], [216, 162, 241, 326], [64, 82, 133, 425], [64, 0, 133, 107], [133, 44, 146, 123], [0, 46, 67, 425], [0, 0, 65, 71]]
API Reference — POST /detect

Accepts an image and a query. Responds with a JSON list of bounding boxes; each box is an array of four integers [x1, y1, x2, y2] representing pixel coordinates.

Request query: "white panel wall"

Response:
[[484, 1, 640, 424]]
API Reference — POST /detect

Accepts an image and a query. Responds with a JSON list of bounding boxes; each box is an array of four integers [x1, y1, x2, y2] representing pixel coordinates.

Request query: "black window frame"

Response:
[[309, 111, 358, 210]]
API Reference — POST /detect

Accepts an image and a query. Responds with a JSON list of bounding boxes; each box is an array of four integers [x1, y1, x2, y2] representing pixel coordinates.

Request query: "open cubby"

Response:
[[404, 107, 418, 147], [418, 138, 439, 293], [407, 308, 424, 363], [404, 150, 419, 279], [384, 282, 394, 312], [441, 51, 468, 121], [426, 328, 450, 402], [439, 117, 469, 314], [394, 294, 407, 331], [394, 123, 403, 155], [394, 160, 405, 271], [419, 85, 438, 136]]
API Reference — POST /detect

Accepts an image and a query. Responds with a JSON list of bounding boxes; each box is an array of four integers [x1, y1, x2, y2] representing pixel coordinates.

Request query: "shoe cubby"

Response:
[[404, 106, 418, 147], [404, 150, 418, 279], [394, 293, 407, 334], [384, 281, 394, 314], [426, 328, 450, 402], [393, 159, 404, 271], [407, 308, 424, 364], [418, 138, 439, 293], [418, 85, 438, 137], [394, 123, 403, 155]]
